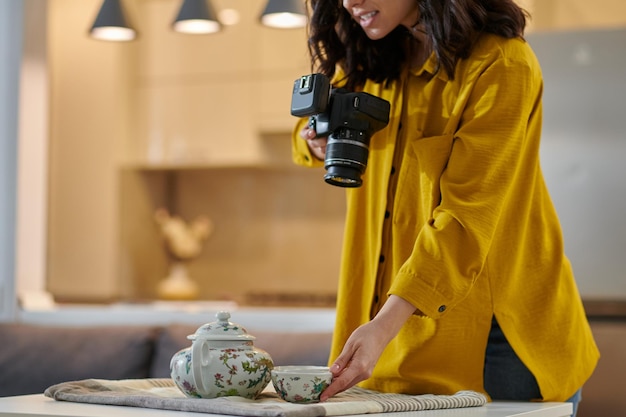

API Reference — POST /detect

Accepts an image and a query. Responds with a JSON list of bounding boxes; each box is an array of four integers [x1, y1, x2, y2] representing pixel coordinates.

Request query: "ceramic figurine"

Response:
[[154, 208, 213, 300]]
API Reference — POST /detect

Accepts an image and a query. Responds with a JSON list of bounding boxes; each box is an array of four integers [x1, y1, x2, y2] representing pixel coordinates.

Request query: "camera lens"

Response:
[[323, 129, 369, 188]]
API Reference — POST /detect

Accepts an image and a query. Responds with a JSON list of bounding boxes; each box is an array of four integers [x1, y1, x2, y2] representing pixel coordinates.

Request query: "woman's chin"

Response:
[[363, 28, 388, 40]]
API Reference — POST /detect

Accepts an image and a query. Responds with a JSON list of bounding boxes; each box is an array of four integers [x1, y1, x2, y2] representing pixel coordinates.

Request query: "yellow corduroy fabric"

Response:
[[291, 34, 599, 402]]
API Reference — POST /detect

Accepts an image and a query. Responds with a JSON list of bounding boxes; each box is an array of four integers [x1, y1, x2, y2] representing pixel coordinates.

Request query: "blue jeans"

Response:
[[484, 317, 582, 416]]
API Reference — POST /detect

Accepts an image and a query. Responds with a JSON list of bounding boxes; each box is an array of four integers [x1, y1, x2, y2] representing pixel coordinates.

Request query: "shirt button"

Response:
[[304, 155, 310, 161], [438, 305, 447, 313]]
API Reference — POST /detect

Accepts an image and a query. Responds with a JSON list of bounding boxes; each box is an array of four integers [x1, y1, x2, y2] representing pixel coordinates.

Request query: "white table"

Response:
[[0, 394, 572, 417]]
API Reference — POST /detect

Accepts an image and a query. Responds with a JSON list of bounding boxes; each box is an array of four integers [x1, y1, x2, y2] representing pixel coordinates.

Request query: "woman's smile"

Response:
[[356, 10, 379, 28], [343, 0, 420, 39]]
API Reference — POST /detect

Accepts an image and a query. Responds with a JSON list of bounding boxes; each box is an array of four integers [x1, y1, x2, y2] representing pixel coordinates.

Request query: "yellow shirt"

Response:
[[291, 34, 599, 402]]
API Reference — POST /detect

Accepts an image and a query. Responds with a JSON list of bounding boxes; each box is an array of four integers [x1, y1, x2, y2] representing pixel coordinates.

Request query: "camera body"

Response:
[[291, 73, 390, 187]]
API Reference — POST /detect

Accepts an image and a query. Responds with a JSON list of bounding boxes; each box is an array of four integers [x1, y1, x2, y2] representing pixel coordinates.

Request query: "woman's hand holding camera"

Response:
[[300, 126, 327, 160]]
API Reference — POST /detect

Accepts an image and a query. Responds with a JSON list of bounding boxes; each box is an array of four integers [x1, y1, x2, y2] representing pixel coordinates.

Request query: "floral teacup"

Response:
[[271, 366, 332, 403]]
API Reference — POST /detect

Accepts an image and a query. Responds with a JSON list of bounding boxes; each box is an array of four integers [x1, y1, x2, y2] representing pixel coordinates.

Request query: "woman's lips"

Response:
[[356, 10, 378, 28]]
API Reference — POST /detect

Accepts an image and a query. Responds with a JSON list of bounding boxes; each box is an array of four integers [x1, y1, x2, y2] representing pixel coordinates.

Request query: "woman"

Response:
[[291, 0, 599, 414]]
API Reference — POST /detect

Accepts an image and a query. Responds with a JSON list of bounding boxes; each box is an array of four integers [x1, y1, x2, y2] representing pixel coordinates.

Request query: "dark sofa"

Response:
[[0, 322, 332, 397]]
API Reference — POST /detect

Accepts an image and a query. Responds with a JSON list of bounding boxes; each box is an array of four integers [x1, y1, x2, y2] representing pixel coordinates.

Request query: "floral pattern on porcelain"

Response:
[[170, 349, 201, 398], [199, 321, 245, 334], [169, 311, 274, 399], [271, 367, 332, 403]]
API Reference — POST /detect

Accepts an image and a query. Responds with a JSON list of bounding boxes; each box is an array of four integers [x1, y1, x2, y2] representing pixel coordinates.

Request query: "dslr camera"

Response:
[[290, 73, 390, 187]]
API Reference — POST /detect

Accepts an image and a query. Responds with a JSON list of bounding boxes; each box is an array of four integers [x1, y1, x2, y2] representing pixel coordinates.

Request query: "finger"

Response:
[[320, 347, 362, 401], [329, 351, 351, 377], [320, 378, 347, 401], [300, 127, 317, 140], [306, 135, 327, 147], [320, 364, 367, 401], [307, 139, 326, 160]]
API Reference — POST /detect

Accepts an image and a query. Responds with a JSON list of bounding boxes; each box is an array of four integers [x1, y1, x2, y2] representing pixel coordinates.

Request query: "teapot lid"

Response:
[[188, 311, 256, 341]]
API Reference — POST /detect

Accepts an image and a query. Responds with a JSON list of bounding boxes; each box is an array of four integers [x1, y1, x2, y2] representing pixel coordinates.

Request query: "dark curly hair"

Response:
[[306, 0, 529, 90]]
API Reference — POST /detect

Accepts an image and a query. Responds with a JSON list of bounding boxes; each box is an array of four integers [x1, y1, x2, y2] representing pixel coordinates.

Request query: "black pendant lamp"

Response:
[[260, 0, 307, 29], [89, 0, 137, 41], [173, 0, 221, 34]]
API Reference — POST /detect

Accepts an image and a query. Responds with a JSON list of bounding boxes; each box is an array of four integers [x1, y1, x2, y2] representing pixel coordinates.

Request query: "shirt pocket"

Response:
[[395, 133, 454, 225]]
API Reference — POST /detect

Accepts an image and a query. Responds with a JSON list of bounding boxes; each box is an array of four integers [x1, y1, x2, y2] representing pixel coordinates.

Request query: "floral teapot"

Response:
[[170, 311, 274, 399]]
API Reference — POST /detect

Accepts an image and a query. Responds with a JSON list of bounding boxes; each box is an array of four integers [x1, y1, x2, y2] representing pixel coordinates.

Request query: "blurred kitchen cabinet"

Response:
[[129, 0, 310, 167]]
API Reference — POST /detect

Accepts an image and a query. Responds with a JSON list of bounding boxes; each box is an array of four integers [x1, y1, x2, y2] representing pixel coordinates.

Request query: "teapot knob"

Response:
[[216, 311, 230, 322]]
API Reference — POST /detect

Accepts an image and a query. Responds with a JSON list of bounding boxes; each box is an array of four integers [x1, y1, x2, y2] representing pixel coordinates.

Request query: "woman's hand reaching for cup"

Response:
[[319, 295, 418, 402], [319, 319, 389, 401]]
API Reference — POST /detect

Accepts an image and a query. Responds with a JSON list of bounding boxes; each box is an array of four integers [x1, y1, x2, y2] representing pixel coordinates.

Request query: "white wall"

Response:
[[0, 0, 23, 321], [529, 29, 626, 299], [15, 0, 50, 308]]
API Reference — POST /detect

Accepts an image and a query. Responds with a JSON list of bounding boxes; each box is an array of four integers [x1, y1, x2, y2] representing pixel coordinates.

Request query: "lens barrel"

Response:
[[323, 129, 369, 188]]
